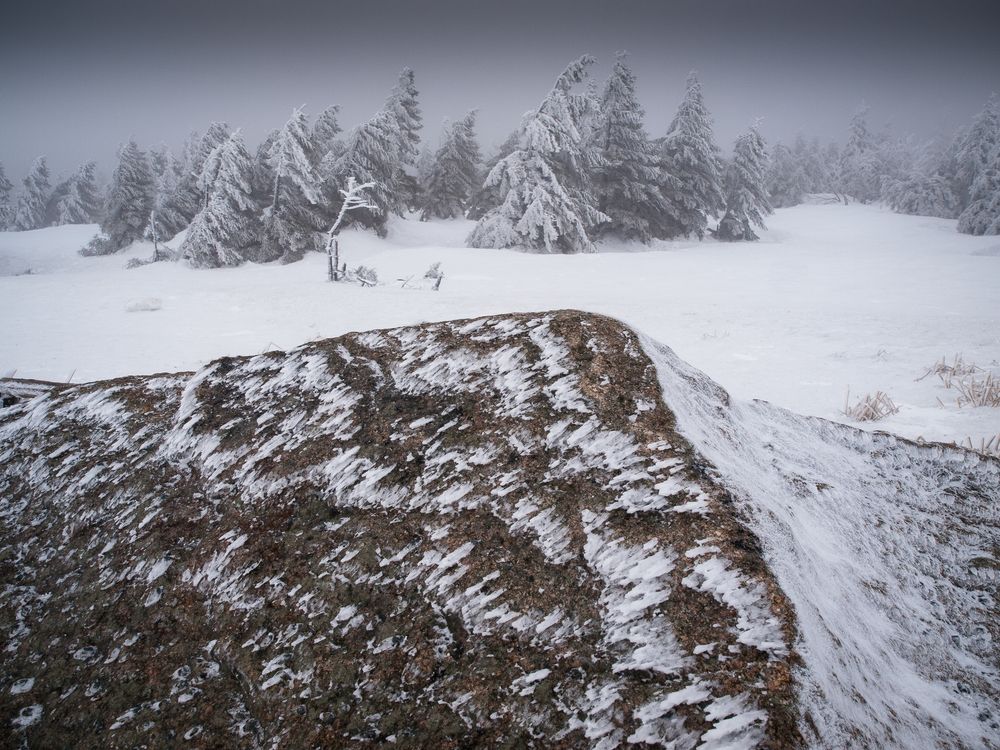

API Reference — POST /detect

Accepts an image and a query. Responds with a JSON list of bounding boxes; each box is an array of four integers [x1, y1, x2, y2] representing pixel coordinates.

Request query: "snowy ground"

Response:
[[1, 203, 998, 446]]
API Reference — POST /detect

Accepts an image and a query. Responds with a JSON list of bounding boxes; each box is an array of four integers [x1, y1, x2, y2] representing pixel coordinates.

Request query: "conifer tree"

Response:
[[174, 123, 230, 221], [659, 72, 725, 238], [420, 110, 482, 220], [716, 124, 771, 241], [327, 110, 403, 236], [0, 163, 13, 229], [251, 129, 280, 205], [467, 131, 518, 220], [259, 108, 323, 263], [468, 56, 609, 253], [148, 150, 187, 242], [884, 173, 960, 219], [181, 132, 261, 267], [954, 94, 999, 210], [55, 162, 103, 225], [796, 135, 830, 193], [311, 105, 343, 164], [384, 68, 423, 212], [11, 157, 52, 231], [83, 140, 154, 254], [44, 177, 72, 227], [591, 53, 672, 242], [839, 106, 881, 203], [766, 143, 809, 208], [957, 140, 1000, 235]]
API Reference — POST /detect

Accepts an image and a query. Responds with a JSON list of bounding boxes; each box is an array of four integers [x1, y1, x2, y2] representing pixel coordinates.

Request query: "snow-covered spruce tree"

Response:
[[311, 105, 343, 165], [11, 157, 52, 231], [822, 142, 843, 198], [0, 163, 13, 229], [326, 110, 402, 236], [259, 108, 324, 263], [55, 162, 103, 225], [839, 106, 881, 203], [883, 173, 960, 219], [874, 131, 918, 197], [468, 56, 609, 253], [792, 135, 827, 193], [767, 143, 808, 208], [420, 110, 482, 220], [147, 150, 187, 242], [180, 132, 260, 267], [716, 124, 771, 241], [957, 140, 1000, 235], [384, 68, 423, 212], [659, 72, 725, 239], [82, 140, 154, 255], [467, 130, 519, 220], [173, 123, 230, 222], [591, 54, 672, 243], [251, 129, 280, 205], [954, 94, 999, 210], [44, 177, 72, 227]]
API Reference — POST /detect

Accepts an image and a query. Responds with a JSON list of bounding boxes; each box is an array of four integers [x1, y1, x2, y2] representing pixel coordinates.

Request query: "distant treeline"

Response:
[[1, 57, 997, 267]]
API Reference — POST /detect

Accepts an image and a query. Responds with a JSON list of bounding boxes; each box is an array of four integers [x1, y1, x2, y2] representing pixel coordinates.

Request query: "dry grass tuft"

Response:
[[916, 353, 980, 385], [955, 434, 1000, 458], [843, 389, 900, 422], [952, 372, 1000, 408]]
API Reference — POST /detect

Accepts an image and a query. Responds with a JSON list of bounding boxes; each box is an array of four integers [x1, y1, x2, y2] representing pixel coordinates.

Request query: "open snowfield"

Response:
[[1, 202, 998, 446]]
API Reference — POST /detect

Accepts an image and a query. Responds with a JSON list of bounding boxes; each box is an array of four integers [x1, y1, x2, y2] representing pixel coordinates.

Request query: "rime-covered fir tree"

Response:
[[467, 131, 518, 220], [311, 105, 343, 164], [11, 157, 52, 231], [420, 110, 482, 220], [55, 162, 102, 225], [175, 123, 230, 221], [327, 110, 402, 236], [659, 72, 725, 238], [181, 132, 260, 267], [260, 108, 323, 263], [0, 163, 13, 229], [384, 68, 423, 212], [148, 150, 188, 241], [884, 173, 960, 219], [766, 143, 808, 208], [957, 140, 1000, 235], [954, 94, 999, 210], [793, 135, 829, 193], [839, 107, 881, 203], [251, 129, 280, 205], [716, 124, 771, 241], [83, 140, 154, 254], [468, 56, 609, 253], [591, 54, 672, 243]]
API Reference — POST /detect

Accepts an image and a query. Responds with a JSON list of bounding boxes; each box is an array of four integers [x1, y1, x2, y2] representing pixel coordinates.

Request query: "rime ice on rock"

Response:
[[3, 311, 994, 748]]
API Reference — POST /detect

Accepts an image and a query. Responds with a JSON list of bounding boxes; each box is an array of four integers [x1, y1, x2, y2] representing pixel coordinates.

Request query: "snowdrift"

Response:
[[0, 311, 996, 749]]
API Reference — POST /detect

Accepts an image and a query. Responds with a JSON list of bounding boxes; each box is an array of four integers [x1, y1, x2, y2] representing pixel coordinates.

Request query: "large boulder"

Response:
[[0, 311, 996, 749]]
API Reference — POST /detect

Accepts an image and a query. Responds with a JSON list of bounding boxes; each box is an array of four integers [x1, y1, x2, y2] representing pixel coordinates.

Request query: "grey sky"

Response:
[[1, 0, 998, 181]]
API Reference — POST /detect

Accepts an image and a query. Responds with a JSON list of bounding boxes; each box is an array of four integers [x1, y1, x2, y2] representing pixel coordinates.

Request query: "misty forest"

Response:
[[3, 59, 1000, 267], [1, 2, 999, 749]]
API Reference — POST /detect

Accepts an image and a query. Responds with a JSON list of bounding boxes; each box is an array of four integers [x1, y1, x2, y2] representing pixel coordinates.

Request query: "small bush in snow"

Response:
[[351, 265, 378, 287], [843, 389, 899, 421], [424, 262, 444, 290]]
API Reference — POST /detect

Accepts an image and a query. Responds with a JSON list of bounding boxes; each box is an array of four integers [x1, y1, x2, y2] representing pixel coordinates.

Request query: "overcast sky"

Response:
[[1, 0, 998, 181]]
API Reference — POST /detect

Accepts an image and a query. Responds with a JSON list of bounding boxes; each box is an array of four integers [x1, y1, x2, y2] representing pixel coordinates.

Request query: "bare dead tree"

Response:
[[326, 177, 378, 283]]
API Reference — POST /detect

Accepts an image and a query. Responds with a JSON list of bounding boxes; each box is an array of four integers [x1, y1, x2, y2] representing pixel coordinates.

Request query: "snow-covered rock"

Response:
[[1, 311, 996, 748]]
